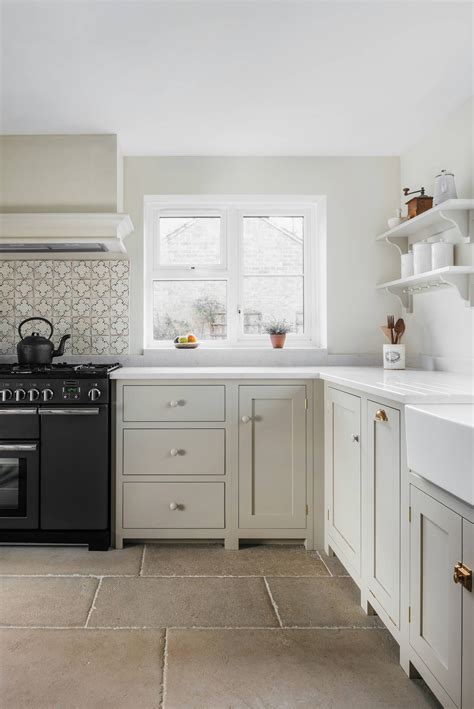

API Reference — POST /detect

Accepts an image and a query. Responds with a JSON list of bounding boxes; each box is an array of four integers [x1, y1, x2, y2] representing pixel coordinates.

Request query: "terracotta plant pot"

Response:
[[270, 334, 286, 349]]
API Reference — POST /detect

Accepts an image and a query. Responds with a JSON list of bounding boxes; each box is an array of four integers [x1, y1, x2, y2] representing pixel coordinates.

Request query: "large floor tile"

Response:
[[0, 543, 143, 576], [1, 628, 164, 709], [266, 576, 384, 627], [89, 576, 278, 628], [0, 576, 98, 627], [142, 543, 329, 577], [165, 628, 439, 708]]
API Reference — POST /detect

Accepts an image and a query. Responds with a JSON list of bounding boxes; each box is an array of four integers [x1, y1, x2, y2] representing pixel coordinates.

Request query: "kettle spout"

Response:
[[53, 334, 71, 358]]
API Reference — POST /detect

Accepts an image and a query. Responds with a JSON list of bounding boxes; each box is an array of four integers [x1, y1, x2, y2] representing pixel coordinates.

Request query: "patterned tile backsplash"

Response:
[[0, 260, 129, 356]]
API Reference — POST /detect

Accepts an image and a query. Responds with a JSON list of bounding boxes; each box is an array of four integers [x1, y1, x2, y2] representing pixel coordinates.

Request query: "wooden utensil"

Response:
[[380, 326, 393, 342], [393, 318, 405, 344], [387, 315, 395, 344]]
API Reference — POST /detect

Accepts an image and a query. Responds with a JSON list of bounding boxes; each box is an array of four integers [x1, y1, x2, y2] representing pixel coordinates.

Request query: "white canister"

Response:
[[401, 252, 414, 279], [383, 344, 405, 370], [413, 242, 432, 274], [432, 241, 454, 270]]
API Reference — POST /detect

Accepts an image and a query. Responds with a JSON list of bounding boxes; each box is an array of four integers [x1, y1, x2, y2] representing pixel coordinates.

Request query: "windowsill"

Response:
[[143, 346, 326, 353]]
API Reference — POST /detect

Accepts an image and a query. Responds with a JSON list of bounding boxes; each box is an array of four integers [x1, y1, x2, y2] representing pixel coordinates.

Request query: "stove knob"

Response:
[[42, 388, 54, 402], [28, 389, 40, 402], [88, 388, 101, 401], [14, 389, 26, 402], [0, 389, 12, 402]]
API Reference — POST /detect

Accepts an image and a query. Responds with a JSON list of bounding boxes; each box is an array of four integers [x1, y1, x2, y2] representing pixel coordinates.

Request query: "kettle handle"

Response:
[[18, 317, 54, 340]]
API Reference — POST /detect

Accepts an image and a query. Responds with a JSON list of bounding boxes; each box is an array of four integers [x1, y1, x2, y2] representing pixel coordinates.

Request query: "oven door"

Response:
[[0, 442, 39, 529]]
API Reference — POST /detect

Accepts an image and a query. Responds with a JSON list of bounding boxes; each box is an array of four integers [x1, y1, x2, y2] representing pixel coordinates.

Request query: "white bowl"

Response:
[[174, 341, 199, 349]]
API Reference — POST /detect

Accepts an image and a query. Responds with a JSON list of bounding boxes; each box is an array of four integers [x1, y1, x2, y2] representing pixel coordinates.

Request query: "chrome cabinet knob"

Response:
[[170, 448, 179, 457], [241, 415, 251, 423], [351, 433, 359, 443], [28, 389, 40, 401], [14, 389, 26, 401], [169, 400, 179, 408], [88, 388, 101, 401], [42, 388, 54, 401], [0, 389, 12, 402], [169, 502, 178, 511]]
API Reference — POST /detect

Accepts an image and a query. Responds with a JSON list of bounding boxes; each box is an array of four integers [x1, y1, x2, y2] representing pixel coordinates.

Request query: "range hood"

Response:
[[0, 213, 134, 254]]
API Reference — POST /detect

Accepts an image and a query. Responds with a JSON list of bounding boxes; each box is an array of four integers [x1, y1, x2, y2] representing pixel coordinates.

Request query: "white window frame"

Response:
[[144, 195, 326, 349]]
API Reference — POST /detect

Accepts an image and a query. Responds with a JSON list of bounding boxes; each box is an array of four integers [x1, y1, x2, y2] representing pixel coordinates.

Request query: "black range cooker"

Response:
[[0, 362, 120, 551]]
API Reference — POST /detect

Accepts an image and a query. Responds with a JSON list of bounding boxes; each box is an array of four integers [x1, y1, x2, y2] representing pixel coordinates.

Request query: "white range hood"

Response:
[[0, 213, 134, 254]]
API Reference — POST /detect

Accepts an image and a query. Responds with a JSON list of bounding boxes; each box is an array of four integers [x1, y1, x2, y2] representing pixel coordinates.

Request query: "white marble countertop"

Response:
[[110, 366, 474, 404]]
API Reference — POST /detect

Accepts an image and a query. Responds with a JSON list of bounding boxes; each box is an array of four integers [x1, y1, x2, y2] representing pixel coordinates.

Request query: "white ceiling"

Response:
[[1, 0, 472, 156]]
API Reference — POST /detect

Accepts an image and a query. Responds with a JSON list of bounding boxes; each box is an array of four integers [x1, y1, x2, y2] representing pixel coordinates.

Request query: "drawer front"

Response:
[[123, 482, 225, 529], [123, 385, 225, 422], [123, 429, 225, 476]]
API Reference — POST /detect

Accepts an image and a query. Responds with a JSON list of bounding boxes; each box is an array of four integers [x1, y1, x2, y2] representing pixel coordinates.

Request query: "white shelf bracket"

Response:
[[437, 209, 470, 241], [441, 272, 474, 307]]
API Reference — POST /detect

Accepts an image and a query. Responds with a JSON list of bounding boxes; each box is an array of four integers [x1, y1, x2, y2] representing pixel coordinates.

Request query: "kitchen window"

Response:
[[144, 196, 325, 348]]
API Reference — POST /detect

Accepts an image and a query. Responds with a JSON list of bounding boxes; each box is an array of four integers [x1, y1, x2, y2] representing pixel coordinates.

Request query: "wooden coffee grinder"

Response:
[[403, 187, 433, 219]]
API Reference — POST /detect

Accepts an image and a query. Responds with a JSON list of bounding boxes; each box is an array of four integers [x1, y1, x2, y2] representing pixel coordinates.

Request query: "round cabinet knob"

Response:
[[88, 388, 101, 401], [375, 409, 388, 422], [169, 400, 179, 408], [14, 389, 26, 402], [42, 388, 54, 401], [351, 433, 359, 443], [0, 389, 12, 402], [170, 448, 179, 457], [241, 415, 251, 424], [28, 389, 40, 402], [169, 502, 178, 511]]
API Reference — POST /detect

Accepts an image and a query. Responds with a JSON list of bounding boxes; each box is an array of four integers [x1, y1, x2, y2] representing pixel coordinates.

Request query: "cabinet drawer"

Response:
[[123, 385, 225, 422], [123, 429, 225, 476], [123, 482, 225, 529]]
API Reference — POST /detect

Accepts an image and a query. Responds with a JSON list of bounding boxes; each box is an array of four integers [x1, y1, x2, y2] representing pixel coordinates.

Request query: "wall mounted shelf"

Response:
[[377, 266, 474, 312], [376, 199, 474, 254]]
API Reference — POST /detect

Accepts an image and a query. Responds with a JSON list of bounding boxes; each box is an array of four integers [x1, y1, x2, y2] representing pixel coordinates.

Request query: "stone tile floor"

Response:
[[0, 544, 440, 708]]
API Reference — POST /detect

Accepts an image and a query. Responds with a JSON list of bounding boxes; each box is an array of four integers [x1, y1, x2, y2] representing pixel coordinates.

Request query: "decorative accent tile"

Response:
[[91, 317, 111, 336], [0, 262, 15, 279], [71, 261, 92, 279], [2, 259, 129, 356], [72, 298, 91, 317]]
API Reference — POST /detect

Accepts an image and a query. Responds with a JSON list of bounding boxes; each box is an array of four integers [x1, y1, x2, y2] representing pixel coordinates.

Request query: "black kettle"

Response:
[[17, 317, 71, 366]]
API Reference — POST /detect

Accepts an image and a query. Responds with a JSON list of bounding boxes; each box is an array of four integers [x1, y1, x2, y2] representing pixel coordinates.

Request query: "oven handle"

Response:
[[39, 408, 100, 416], [0, 443, 37, 451], [0, 409, 38, 415]]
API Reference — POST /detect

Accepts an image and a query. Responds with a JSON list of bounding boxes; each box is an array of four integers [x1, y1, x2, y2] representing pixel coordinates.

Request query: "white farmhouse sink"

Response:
[[405, 404, 474, 505]]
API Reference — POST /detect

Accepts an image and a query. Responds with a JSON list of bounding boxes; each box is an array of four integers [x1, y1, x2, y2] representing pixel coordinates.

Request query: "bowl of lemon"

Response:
[[173, 333, 199, 349]]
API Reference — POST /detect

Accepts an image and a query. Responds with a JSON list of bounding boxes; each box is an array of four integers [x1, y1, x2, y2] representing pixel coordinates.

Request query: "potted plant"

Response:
[[265, 320, 291, 349]]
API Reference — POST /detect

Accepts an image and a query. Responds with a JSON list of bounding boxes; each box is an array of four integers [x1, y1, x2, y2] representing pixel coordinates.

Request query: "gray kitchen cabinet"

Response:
[[367, 400, 401, 628], [462, 519, 473, 709], [325, 386, 361, 579], [238, 385, 307, 529]]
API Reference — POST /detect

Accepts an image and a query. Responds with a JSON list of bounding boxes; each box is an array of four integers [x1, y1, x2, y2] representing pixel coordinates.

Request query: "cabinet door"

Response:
[[325, 387, 361, 575], [410, 486, 462, 707], [238, 385, 306, 529], [462, 519, 473, 709], [367, 401, 400, 627]]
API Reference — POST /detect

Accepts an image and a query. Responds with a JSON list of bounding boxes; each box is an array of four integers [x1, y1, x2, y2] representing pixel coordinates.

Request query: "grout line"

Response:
[[139, 545, 146, 576], [0, 624, 386, 631], [84, 577, 103, 628], [0, 573, 339, 579], [263, 577, 283, 628], [316, 551, 333, 577], [159, 628, 169, 709]]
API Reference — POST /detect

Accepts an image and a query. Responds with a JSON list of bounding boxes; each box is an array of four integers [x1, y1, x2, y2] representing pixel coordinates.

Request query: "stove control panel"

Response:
[[0, 379, 109, 405]]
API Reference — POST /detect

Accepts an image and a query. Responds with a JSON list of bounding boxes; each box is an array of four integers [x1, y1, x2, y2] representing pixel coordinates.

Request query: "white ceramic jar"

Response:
[[383, 344, 405, 370], [432, 241, 454, 270], [413, 242, 432, 274], [401, 252, 414, 279]]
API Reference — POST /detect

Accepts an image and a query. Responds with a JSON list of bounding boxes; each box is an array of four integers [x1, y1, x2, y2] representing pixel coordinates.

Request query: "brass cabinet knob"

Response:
[[375, 409, 388, 422], [453, 562, 472, 592]]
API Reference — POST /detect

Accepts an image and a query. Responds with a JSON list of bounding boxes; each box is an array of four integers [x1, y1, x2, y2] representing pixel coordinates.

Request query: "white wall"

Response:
[[400, 98, 474, 371], [124, 156, 400, 355], [0, 134, 121, 212]]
